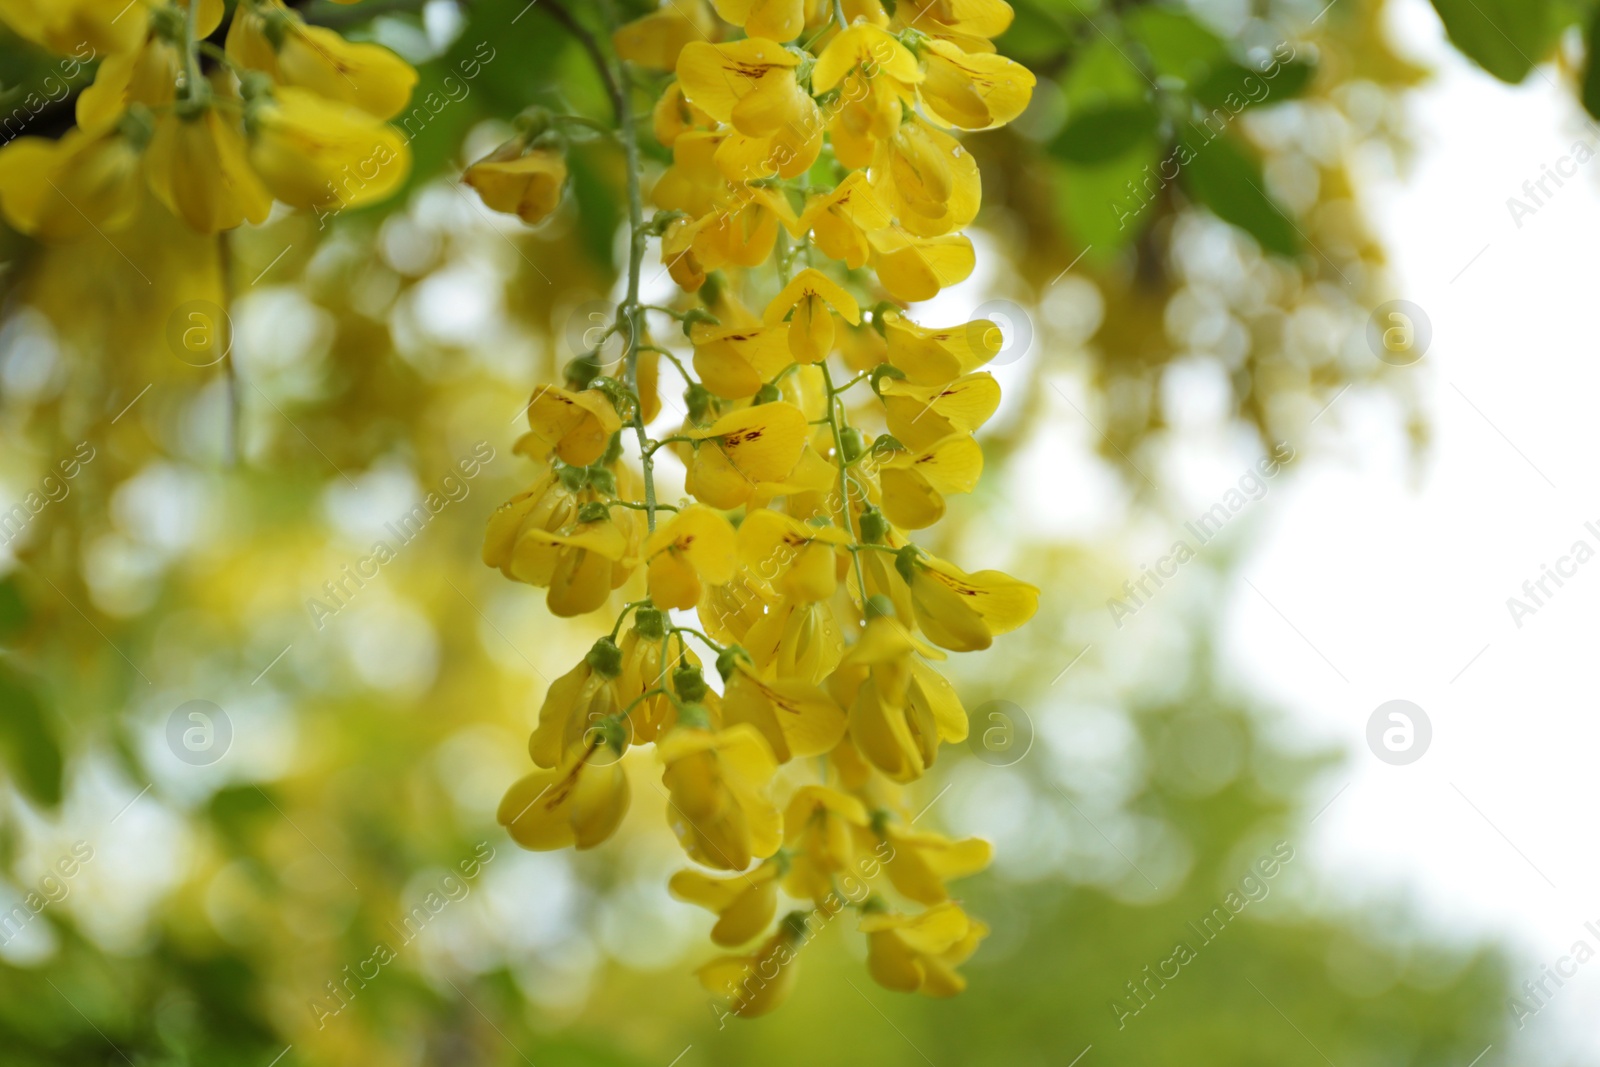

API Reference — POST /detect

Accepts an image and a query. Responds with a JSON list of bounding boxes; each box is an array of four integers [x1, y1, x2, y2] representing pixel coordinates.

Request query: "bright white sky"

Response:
[[1223, 0, 1600, 1058]]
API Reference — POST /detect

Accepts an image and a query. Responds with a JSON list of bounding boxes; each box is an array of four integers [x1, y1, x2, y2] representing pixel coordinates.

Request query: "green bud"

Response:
[[117, 105, 155, 152], [673, 664, 709, 703], [557, 464, 589, 493], [894, 544, 921, 585], [839, 426, 865, 463], [634, 606, 666, 639], [590, 715, 628, 755], [645, 209, 688, 236], [868, 301, 900, 337], [577, 501, 611, 524], [700, 271, 726, 308], [870, 362, 908, 394], [675, 702, 711, 729], [588, 467, 618, 496], [585, 636, 623, 678], [238, 70, 274, 104], [871, 434, 907, 456], [868, 808, 893, 836], [780, 910, 811, 940], [715, 645, 750, 682], [685, 382, 714, 422], [858, 506, 890, 545], [148, 6, 186, 43], [753, 382, 781, 405], [679, 307, 721, 338], [511, 106, 554, 140], [565, 354, 603, 389]]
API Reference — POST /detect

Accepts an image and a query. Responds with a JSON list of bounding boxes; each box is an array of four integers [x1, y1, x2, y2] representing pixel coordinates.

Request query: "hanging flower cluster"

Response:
[[482, 0, 1037, 1017], [0, 0, 416, 239]]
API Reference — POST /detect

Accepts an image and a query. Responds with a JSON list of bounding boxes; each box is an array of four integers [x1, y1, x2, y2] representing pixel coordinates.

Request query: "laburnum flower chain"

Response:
[[0, 0, 417, 239], [484, 0, 1039, 1017]]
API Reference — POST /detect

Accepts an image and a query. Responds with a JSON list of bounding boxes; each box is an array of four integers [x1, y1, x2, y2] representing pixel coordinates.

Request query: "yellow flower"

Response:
[[464, 141, 568, 225], [917, 39, 1034, 130], [519, 385, 623, 467], [146, 106, 273, 233], [661, 215, 709, 291], [836, 613, 961, 782], [669, 860, 780, 946], [874, 118, 980, 238], [881, 309, 1001, 385], [685, 402, 809, 508], [246, 86, 410, 213], [711, 0, 813, 41], [0, 128, 142, 242], [812, 23, 921, 94], [797, 172, 893, 270], [617, 613, 716, 742], [75, 34, 182, 134], [659, 721, 783, 870], [892, 0, 1014, 45], [677, 39, 802, 132], [743, 598, 846, 684], [862, 902, 987, 997], [615, 1, 718, 70], [878, 371, 1000, 451], [737, 507, 849, 603], [763, 268, 861, 364], [876, 433, 984, 530], [227, 0, 417, 120], [652, 83, 717, 149], [690, 321, 792, 399], [814, 25, 920, 156], [782, 785, 868, 901], [482, 471, 637, 617], [644, 504, 739, 609], [0, 0, 193, 57], [866, 226, 975, 303], [525, 639, 626, 768], [719, 653, 847, 763], [898, 550, 1038, 652], [498, 746, 630, 851], [697, 920, 804, 1017], [870, 824, 990, 904]]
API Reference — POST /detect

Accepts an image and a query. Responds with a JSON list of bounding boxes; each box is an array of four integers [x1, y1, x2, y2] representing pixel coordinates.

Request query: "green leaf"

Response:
[[1429, 0, 1556, 84], [0, 665, 62, 808], [1193, 58, 1316, 111], [1051, 101, 1161, 164], [1179, 134, 1299, 256], [1124, 7, 1228, 84], [1056, 138, 1165, 255], [0, 577, 28, 641], [1062, 37, 1150, 110], [1582, 7, 1600, 119]]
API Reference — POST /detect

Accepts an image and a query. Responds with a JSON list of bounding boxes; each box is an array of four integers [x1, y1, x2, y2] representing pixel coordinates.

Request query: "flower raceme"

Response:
[[0, 0, 417, 240], [480, 0, 1037, 1016]]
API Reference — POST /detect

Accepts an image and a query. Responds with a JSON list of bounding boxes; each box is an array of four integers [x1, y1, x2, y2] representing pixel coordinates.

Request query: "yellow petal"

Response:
[[918, 38, 1034, 130], [763, 267, 862, 327], [464, 145, 567, 225], [868, 228, 975, 303], [676, 39, 802, 126], [813, 24, 921, 91]]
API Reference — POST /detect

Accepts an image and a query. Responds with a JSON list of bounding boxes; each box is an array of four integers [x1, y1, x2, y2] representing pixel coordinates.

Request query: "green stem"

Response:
[[670, 625, 727, 654], [542, 0, 659, 535], [183, 0, 204, 101], [821, 362, 869, 606]]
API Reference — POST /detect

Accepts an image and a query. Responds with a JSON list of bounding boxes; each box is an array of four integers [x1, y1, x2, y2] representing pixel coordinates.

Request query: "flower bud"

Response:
[[586, 636, 623, 678]]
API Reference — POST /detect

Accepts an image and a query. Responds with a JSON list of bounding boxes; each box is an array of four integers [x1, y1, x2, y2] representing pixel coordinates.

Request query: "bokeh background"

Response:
[[1, 0, 1595, 1063]]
